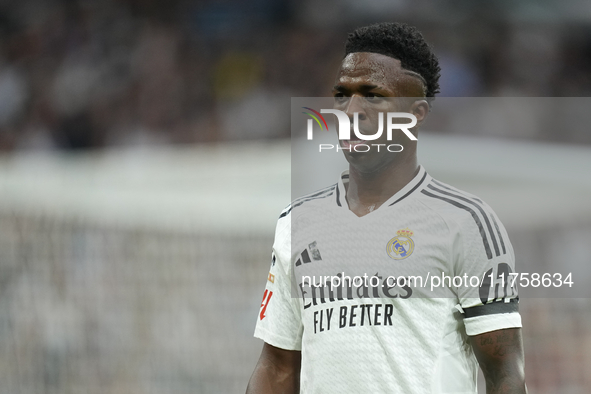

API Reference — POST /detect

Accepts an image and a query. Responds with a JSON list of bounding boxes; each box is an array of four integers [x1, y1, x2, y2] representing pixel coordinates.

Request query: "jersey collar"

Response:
[[335, 165, 430, 210]]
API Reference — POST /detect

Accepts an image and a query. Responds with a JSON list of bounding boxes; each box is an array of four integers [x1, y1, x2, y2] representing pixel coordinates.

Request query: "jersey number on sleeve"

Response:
[[479, 262, 517, 304], [259, 289, 273, 320]]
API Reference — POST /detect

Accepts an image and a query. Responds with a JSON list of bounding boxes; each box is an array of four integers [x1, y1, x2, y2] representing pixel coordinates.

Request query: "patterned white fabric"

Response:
[[255, 166, 521, 393]]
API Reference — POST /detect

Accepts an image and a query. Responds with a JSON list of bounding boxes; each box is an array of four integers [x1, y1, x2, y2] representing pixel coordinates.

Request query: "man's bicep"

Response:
[[246, 343, 301, 394], [469, 328, 526, 393], [254, 212, 303, 350], [260, 342, 302, 373]]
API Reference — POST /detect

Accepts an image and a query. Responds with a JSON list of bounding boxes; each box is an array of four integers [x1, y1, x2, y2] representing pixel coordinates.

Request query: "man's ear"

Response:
[[410, 100, 430, 127]]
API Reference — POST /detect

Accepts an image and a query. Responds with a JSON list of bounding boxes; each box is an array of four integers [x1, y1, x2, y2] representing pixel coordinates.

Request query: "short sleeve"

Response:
[[453, 206, 522, 336], [253, 210, 303, 350]]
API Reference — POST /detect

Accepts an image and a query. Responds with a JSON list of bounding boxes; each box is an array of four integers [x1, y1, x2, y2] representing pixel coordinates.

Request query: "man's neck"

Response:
[[345, 157, 419, 217]]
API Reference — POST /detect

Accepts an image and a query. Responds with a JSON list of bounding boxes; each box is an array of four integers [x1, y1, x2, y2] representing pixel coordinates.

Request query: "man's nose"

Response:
[[344, 96, 367, 121]]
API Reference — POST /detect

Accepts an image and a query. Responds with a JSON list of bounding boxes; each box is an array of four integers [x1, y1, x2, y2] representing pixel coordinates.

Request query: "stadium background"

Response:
[[0, 0, 590, 393]]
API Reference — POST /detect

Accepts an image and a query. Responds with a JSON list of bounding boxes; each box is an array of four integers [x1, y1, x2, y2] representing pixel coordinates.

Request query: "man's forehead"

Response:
[[336, 52, 426, 96], [337, 53, 403, 80]]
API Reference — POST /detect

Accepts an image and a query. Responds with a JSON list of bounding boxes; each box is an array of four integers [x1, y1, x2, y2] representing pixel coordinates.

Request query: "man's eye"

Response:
[[334, 95, 349, 103], [365, 94, 383, 101]]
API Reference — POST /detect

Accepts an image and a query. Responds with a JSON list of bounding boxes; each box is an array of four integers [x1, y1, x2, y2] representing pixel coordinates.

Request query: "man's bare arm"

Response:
[[470, 327, 526, 394], [246, 343, 301, 394]]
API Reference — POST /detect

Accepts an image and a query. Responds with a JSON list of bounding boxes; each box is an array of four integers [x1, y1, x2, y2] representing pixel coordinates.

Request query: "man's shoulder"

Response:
[[272, 184, 337, 253], [415, 176, 507, 236], [418, 177, 499, 219], [418, 177, 510, 259], [278, 183, 338, 220]]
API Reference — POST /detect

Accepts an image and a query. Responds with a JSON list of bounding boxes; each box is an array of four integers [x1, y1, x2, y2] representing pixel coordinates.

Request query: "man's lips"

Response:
[[340, 127, 382, 148]]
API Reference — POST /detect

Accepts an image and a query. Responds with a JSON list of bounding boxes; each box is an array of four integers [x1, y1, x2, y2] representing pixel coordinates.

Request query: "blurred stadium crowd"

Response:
[[0, 0, 590, 151]]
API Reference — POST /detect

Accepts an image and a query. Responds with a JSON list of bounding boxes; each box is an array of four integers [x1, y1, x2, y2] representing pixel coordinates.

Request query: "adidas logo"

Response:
[[295, 241, 323, 266]]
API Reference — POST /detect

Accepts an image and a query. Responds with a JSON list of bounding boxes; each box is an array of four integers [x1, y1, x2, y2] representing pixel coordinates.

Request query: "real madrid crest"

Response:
[[386, 228, 415, 260]]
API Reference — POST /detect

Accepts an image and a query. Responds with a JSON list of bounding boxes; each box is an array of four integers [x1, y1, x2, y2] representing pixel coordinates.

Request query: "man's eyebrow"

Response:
[[332, 84, 380, 93]]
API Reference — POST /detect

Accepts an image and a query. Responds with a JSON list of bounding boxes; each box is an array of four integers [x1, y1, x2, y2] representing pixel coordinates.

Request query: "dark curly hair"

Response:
[[345, 22, 441, 99]]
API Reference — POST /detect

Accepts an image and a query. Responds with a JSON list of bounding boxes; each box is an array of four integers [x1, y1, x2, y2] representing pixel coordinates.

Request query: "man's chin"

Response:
[[340, 139, 365, 149], [343, 151, 384, 172], [342, 147, 406, 174]]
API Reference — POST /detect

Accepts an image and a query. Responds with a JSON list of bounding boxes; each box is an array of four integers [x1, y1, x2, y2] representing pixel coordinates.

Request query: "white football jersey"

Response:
[[254, 166, 521, 393]]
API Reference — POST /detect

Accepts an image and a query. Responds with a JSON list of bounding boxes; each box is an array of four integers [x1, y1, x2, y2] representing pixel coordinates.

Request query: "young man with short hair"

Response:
[[247, 22, 526, 393]]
